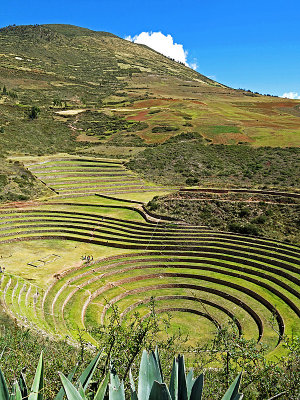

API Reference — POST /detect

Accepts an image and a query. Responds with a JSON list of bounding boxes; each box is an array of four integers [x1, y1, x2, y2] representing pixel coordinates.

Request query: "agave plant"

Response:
[[0, 351, 44, 400], [0, 350, 103, 400], [1, 346, 288, 399], [59, 348, 243, 400], [126, 348, 243, 400], [0, 348, 244, 399]]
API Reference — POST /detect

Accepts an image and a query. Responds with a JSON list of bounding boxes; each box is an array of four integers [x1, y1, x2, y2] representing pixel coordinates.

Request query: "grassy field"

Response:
[[0, 155, 298, 358]]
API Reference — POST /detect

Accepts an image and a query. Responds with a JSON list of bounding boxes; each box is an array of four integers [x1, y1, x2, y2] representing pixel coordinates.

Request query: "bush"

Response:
[[147, 199, 158, 211], [186, 176, 199, 186], [239, 207, 251, 217], [27, 106, 40, 120], [229, 222, 260, 236], [166, 131, 203, 144], [252, 215, 267, 224], [152, 125, 179, 133]]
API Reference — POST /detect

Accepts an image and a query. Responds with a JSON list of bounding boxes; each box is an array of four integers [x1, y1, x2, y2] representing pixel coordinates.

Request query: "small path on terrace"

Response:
[[68, 114, 82, 136], [167, 198, 298, 205]]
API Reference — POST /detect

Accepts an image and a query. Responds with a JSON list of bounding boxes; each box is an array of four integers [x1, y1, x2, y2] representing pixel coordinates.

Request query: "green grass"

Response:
[[3, 211, 296, 354], [23, 156, 164, 197], [42, 252, 297, 350]]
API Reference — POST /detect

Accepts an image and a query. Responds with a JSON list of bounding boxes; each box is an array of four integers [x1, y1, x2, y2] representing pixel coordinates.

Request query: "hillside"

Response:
[[0, 23, 299, 159], [0, 23, 299, 369]]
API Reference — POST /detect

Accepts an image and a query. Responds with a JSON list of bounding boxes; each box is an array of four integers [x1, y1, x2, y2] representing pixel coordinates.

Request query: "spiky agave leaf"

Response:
[[177, 355, 188, 400], [110, 365, 121, 391], [93, 373, 109, 400], [222, 372, 243, 400], [55, 364, 78, 400], [169, 357, 179, 400], [59, 373, 83, 400], [0, 366, 9, 400], [11, 381, 22, 400], [18, 372, 28, 399], [169, 354, 203, 400], [77, 382, 87, 399], [28, 352, 44, 400], [77, 351, 102, 392], [149, 381, 172, 400], [190, 374, 204, 400], [109, 372, 125, 400], [154, 346, 163, 381], [169, 356, 204, 400], [186, 369, 194, 398], [138, 350, 163, 400], [129, 369, 138, 400]]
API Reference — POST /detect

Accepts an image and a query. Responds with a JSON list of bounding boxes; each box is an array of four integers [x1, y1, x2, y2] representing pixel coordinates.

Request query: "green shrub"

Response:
[[185, 177, 199, 186], [251, 215, 267, 224], [229, 222, 260, 236], [166, 132, 203, 144], [27, 106, 40, 120], [147, 199, 158, 211], [239, 207, 251, 218], [152, 125, 179, 133]]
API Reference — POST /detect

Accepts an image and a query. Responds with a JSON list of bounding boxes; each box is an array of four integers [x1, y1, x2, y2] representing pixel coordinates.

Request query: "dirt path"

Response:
[[167, 198, 298, 205]]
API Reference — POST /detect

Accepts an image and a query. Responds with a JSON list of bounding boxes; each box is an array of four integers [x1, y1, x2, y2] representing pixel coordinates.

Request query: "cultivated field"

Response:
[[0, 155, 299, 357]]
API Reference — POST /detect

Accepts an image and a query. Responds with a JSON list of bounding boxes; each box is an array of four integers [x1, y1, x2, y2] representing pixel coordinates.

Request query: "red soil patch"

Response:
[[126, 110, 149, 121], [160, 98, 179, 102], [256, 101, 296, 109], [211, 132, 252, 145]]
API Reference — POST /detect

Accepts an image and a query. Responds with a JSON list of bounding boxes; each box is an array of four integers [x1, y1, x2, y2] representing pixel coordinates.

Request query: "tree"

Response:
[[27, 106, 40, 120]]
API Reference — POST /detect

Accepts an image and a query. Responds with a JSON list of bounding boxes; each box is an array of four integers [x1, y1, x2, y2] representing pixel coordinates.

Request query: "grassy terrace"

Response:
[[0, 167, 299, 356], [24, 157, 173, 197]]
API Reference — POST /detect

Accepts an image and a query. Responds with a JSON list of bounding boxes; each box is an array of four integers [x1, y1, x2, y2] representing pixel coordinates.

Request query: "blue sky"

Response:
[[1, 0, 300, 97]]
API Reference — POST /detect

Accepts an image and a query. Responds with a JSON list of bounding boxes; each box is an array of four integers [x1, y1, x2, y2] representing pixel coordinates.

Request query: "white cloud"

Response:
[[126, 31, 197, 69], [281, 92, 300, 99]]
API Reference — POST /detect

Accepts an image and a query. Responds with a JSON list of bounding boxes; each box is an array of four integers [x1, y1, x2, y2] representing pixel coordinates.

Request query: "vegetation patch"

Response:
[[147, 191, 300, 244], [73, 110, 148, 138], [128, 141, 300, 189], [151, 125, 179, 133], [107, 133, 147, 147], [0, 158, 51, 202], [205, 125, 241, 135]]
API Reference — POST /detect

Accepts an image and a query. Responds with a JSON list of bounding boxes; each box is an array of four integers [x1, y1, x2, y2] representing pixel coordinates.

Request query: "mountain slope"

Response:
[[0, 23, 299, 154]]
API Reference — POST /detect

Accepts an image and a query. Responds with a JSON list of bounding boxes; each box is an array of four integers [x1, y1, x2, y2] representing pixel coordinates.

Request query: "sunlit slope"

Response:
[[0, 23, 299, 149]]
